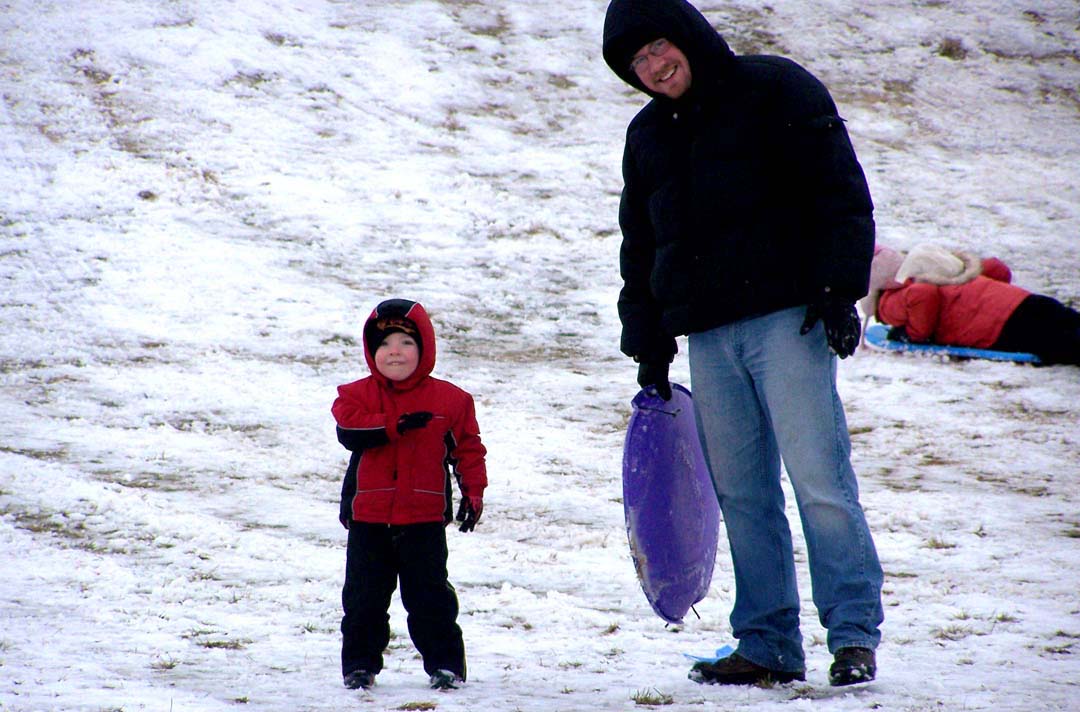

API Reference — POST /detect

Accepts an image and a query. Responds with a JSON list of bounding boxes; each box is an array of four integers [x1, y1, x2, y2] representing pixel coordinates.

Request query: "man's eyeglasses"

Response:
[[630, 38, 670, 74]]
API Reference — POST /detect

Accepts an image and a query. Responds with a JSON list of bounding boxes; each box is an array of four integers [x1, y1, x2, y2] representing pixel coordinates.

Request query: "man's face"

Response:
[[631, 38, 692, 99]]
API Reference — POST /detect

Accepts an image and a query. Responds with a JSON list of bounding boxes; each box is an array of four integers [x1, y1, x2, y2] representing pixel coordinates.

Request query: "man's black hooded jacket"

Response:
[[603, 0, 875, 361]]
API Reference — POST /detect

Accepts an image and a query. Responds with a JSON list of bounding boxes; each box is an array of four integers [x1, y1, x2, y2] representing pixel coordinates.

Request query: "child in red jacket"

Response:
[[863, 244, 1080, 365], [332, 298, 487, 691]]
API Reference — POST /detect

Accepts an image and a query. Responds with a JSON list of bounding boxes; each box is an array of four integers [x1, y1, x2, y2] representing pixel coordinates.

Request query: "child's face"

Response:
[[374, 331, 420, 382]]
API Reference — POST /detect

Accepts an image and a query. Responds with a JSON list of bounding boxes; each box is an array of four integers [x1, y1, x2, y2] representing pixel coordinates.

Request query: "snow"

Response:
[[1, 0, 1078, 710]]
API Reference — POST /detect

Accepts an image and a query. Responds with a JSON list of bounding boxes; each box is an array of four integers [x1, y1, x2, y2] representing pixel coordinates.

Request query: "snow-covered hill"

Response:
[[2, 1, 1078, 710]]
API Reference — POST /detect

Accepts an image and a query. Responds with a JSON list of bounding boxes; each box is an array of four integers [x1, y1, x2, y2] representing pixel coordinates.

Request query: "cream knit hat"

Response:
[[858, 245, 905, 320]]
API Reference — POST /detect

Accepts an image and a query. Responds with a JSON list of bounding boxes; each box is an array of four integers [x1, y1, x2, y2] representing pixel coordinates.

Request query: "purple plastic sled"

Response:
[[623, 383, 720, 624]]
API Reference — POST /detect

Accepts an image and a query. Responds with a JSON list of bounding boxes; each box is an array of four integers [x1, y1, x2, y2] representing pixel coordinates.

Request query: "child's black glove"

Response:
[[886, 325, 912, 343], [636, 361, 672, 401], [339, 454, 358, 530], [800, 297, 861, 358], [455, 496, 483, 533], [396, 411, 433, 434]]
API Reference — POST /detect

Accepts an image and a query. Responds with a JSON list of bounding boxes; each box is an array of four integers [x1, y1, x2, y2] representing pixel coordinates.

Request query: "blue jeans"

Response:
[[688, 306, 883, 673]]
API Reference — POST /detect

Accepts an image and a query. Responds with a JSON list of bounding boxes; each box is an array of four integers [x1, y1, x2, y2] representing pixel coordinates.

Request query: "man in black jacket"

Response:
[[603, 0, 883, 687]]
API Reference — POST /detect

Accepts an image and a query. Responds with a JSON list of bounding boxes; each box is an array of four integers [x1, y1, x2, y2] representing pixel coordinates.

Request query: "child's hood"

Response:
[[362, 298, 436, 390]]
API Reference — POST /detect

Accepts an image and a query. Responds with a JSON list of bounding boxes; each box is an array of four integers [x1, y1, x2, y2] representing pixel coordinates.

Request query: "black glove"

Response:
[[455, 496, 483, 533], [339, 453, 358, 530], [886, 325, 911, 343], [636, 361, 672, 401], [800, 298, 861, 359], [396, 411, 433, 435]]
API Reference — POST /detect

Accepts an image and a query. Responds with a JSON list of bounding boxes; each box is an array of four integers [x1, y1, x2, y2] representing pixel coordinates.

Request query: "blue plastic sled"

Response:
[[623, 384, 720, 624], [683, 644, 735, 663], [864, 323, 1041, 364]]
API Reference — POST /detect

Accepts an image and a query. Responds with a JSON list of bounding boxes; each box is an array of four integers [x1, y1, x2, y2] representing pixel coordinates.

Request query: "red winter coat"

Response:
[[332, 301, 487, 526], [877, 258, 1029, 348]]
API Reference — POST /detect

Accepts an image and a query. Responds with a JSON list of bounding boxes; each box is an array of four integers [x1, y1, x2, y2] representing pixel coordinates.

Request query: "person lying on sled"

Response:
[[862, 243, 1080, 365]]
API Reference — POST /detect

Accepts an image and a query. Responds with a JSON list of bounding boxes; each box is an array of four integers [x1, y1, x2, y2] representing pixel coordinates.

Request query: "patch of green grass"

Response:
[[150, 655, 179, 671], [499, 615, 533, 631], [938, 38, 968, 60], [0, 444, 67, 461], [321, 333, 358, 347], [228, 70, 274, 89], [263, 32, 300, 47], [919, 453, 955, 466], [883, 78, 915, 99], [198, 639, 250, 650], [933, 625, 975, 641], [1, 507, 118, 554], [789, 683, 834, 699], [924, 536, 957, 550], [631, 688, 674, 706], [548, 74, 577, 90]]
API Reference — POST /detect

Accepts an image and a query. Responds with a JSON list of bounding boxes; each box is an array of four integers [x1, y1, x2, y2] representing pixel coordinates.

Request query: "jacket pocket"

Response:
[[353, 487, 395, 521]]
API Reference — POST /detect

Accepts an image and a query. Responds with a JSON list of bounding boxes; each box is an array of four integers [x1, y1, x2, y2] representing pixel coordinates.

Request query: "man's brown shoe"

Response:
[[689, 653, 805, 686]]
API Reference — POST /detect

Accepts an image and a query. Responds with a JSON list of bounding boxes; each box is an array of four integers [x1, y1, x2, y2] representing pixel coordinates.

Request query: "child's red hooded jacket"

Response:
[[332, 299, 487, 526]]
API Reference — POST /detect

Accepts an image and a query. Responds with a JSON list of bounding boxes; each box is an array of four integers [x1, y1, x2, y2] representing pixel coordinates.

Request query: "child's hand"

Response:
[[396, 411, 434, 434], [886, 325, 912, 343], [456, 496, 483, 532]]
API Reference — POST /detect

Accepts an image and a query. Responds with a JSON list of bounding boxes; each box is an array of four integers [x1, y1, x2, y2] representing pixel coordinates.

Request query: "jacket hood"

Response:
[[603, 0, 735, 99], [896, 243, 983, 285], [362, 298, 436, 390]]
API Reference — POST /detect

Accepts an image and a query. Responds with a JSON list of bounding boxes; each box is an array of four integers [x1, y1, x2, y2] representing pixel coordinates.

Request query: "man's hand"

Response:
[[636, 361, 672, 401], [396, 411, 433, 435], [455, 496, 483, 532], [800, 299, 861, 358]]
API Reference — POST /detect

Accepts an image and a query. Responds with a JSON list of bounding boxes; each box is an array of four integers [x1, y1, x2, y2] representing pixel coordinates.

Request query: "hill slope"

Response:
[[2, 1, 1078, 710]]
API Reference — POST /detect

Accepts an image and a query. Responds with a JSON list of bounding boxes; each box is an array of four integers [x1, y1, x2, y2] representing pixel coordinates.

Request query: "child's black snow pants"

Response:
[[995, 294, 1080, 365], [340, 521, 466, 680]]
